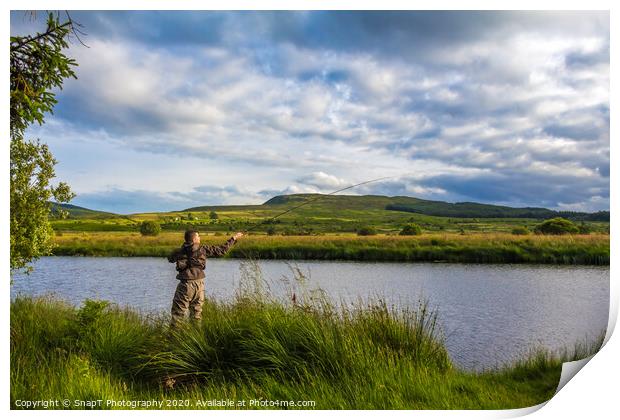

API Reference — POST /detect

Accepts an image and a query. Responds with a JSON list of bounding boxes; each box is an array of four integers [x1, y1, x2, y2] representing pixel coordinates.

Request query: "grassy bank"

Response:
[[10, 278, 600, 409], [51, 232, 610, 265], [11, 285, 603, 410]]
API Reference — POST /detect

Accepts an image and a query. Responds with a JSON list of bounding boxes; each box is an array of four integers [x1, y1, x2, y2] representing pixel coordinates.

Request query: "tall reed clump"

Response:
[[136, 261, 452, 386]]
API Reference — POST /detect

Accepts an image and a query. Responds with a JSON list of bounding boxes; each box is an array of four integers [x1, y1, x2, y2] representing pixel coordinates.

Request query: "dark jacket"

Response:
[[167, 236, 237, 281]]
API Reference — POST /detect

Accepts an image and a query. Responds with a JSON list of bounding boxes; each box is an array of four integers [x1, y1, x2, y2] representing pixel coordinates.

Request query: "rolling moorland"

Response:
[[48, 194, 610, 264]]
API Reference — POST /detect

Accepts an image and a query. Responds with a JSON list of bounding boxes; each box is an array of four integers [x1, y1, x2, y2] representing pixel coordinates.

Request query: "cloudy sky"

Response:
[[11, 11, 609, 214]]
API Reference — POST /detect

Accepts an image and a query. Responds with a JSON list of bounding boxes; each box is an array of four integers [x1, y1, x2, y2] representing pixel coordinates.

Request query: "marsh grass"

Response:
[[10, 264, 605, 409], [51, 232, 610, 265]]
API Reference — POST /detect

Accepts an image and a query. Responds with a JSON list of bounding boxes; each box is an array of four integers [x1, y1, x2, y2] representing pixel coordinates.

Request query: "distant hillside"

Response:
[[50, 194, 610, 235], [55, 194, 608, 222], [182, 204, 265, 212], [49, 203, 117, 219], [263, 194, 610, 221], [263, 194, 395, 210]]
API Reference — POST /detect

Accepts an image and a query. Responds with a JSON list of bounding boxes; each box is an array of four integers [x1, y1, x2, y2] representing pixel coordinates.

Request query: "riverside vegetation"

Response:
[[47, 194, 610, 265], [10, 264, 605, 410], [51, 231, 609, 265], [50, 194, 610, 236]]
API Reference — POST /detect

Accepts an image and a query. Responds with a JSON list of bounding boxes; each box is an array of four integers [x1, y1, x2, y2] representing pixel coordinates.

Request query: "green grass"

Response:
[[52, 194, 610, 236], [11, 273, 604, 410], [50, 232, 610, 265]]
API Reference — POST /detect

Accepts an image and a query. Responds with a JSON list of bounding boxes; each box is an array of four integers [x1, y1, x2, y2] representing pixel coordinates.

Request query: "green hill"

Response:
[[258, 194, 609, 221], [56, 193, 607, 222], [50, 203, 117, 219]]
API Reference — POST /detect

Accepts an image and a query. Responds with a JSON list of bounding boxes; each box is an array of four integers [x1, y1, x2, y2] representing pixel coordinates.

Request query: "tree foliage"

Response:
[[534, 218, 579, 235], [139, 221, 161, 237], [10, 140, 74, 271], [10, 12, 79, 273], [511, 226, 531, 235], [386, 203, 609, 221], [11, 13, 78, 139], [399, 223, 422, 236]]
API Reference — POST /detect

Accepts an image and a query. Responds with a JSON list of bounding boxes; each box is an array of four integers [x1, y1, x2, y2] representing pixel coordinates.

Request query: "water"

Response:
[[11, 257, 609, 371]]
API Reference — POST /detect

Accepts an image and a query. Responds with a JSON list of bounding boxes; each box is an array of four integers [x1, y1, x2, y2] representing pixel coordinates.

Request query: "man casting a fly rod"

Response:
[[166, 176, 389, 327], [167, 230, 244, 326]]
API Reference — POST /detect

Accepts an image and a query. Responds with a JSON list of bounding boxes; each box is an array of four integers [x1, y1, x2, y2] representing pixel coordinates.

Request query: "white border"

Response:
[[2, 1, 616, 419]]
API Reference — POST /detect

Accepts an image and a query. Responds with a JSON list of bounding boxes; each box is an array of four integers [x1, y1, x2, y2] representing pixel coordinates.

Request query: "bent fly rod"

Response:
[[243, 175, 394, 233]]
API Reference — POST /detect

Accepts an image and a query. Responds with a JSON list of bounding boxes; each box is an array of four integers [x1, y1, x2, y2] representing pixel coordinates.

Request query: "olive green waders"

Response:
[[171, 279, 205, 326]]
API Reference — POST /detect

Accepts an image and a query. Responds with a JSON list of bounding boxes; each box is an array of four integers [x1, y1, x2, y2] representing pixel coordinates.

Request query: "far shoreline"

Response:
[[49, 232, 610, 265]]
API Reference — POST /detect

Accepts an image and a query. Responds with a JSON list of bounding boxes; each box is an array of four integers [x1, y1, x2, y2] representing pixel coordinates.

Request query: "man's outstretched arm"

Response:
[[203, 232, 244, 257], [167, 248, 179, 263]]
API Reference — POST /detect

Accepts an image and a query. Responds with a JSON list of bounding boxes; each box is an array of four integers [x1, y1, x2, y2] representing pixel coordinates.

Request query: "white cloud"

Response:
[[296, 172, 349, 190], [18, 11, 609, 213]]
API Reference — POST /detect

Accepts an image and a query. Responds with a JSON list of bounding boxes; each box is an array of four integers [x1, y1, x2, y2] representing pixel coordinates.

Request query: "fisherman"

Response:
[[167, 230, 244, 327]]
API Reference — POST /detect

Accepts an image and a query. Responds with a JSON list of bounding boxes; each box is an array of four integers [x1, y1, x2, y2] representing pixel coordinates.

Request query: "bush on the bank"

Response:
[[139, 220, 161, 236], [534, 218, 579, 235], [356, 226, 377, 236], [511, 227, 531, 235], [400, 223, 422, 236], [578, 223, 591, 234]]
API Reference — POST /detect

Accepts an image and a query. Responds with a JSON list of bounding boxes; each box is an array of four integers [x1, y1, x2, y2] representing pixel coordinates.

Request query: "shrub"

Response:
[[578, 223, 591, 234], [139, 220, 161, 236], [534, 218, 579, 235], [400, 223, 422, 236], [511, 226, 530, 235], [356, 226, 377, 236], [209, 211, 218, 220]]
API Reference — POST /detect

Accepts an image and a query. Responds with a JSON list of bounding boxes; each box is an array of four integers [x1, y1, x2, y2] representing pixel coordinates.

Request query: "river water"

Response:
[[11, 257, 609, 371]]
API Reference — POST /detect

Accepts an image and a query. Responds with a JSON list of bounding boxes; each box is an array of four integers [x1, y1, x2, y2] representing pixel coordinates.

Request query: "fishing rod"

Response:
[[243, 175, 394, 233]]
